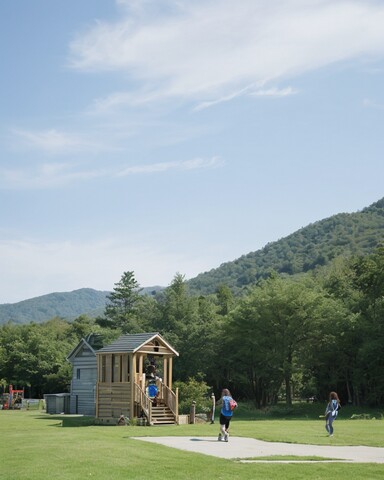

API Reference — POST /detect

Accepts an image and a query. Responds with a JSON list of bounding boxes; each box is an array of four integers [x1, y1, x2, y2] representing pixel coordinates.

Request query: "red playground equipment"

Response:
[[1, 385, 24, 410]]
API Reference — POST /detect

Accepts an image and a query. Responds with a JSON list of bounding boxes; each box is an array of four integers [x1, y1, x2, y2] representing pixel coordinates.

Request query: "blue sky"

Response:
[[1, 0, 384, 304]]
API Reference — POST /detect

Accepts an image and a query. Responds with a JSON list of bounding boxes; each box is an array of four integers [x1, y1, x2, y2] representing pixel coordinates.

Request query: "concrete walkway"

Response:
[[132, 436, 384, 463]]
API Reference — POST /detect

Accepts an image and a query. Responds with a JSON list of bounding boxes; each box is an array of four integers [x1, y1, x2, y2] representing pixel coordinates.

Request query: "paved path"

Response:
[[132, 436, 384, 463]]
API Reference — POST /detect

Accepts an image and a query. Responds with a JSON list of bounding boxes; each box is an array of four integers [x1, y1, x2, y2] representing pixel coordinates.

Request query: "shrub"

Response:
[[174, 378, 212, 415]]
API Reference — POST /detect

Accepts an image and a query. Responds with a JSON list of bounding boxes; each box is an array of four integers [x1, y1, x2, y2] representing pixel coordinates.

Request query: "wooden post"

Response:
[[168, 357, 173, 391], [122, 354, 128, 383], [163, 357, 168, 387], [95, 354, 100, 418], [130, 354, 136, 420], [190, 401, 196, 424], [139, 354, 143, 387], [95, 382, 99, 418], [210, 393, 215, 424]]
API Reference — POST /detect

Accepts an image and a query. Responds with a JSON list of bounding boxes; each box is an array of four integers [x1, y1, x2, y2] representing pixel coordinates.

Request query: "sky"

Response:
[[1, 0, 384, 304]]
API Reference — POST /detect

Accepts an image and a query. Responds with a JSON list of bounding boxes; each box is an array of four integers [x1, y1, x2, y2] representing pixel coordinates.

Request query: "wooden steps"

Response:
[[151, 404, 176, 425]]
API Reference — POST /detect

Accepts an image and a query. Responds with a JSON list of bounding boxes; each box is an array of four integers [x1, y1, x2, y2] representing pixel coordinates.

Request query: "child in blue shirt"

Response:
[[217, 388, 237, 442], [325, 391, 340, 436]]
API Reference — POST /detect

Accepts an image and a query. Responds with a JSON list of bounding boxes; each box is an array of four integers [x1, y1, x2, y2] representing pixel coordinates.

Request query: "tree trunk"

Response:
[[345, 376, 352, 404], [285, 373, 292, 406]]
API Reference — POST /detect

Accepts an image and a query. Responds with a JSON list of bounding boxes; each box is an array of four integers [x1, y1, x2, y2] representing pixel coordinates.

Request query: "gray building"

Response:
[[45, 393, 70, 414], [67, 333, 103, 416]]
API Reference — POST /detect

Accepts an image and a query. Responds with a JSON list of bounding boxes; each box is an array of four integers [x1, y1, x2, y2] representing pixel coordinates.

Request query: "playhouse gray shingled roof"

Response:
[[96, 332, 178, 355]]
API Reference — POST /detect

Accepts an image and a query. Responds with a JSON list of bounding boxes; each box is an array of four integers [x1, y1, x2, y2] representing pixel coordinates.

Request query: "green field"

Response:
[[1, 408, 384, 480]]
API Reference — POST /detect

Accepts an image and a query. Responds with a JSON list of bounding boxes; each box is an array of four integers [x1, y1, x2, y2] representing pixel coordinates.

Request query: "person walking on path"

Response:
[[325, 391, 340, 436], [217, 388, 237, 442]]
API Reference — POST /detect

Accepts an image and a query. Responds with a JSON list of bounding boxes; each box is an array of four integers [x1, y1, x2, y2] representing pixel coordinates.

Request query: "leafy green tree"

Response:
[[314, 246, 384, 405], [216, 284, 234, 316], [299, 291, 355, 403], [155, 273, 193, 335], [102, 271, 143, 333], [316, 257, 364, 403], [0, 318, 77, 397], [226, 275, 346, 406], [155, 273, 199, 378], [350, 246, 384, 405], [153, 274, 221, 383], [134, 294, 161, 333], [181, 295, 222, 383], [70, 315, 100, 340], [174, 377, 211, 414], [224, 297, 279, 407]]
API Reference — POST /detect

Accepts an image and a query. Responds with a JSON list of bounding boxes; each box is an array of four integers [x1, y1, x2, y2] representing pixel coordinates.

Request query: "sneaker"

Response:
[[224, 433, 229, 442], [218, 434, 222, 441]]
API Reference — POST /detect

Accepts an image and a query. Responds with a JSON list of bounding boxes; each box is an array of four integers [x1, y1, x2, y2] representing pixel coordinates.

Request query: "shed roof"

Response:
[[66, 336, 96, 362], [96, 332, 179, 356]]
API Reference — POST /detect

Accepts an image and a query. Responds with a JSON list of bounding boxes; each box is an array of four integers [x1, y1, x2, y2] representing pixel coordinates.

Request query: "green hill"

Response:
[[2, 198, 383, 322], [187, 197, 384, 295], [0, 288, 109, 325], [0, 286, 164, 325]]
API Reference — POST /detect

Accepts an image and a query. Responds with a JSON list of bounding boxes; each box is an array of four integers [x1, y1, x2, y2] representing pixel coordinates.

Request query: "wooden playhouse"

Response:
[[95, 332, 179, 425]]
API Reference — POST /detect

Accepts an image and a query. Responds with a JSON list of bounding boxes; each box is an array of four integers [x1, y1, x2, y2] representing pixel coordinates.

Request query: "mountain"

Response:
[[2, 198, 383, 323], [0, 286, 165, 325], [0, 288, 109, 325], [187, 197, 384, 295]]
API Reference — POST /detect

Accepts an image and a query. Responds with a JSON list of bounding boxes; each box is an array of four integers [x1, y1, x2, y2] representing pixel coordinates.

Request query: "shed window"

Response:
[[76, 369, 81, 380]]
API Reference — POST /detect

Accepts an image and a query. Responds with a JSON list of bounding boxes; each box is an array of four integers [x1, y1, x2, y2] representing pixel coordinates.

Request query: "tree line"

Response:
[[1, 246, 383, 406]]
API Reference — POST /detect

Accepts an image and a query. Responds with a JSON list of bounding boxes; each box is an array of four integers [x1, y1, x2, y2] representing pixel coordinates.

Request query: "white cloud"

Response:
[[0, 156, 223, 189], [87, 89, 166, 114], [363, 98, 384, 109], [250, 87, 298, 97], [116, 156, 223, 176], [11, 128, 104, 154], [90, 91, 143, 112], [193, 83, 259, 112], [68, 0, 384, 108], [193, 84, 297, 111], [0, 162, 107, 189]]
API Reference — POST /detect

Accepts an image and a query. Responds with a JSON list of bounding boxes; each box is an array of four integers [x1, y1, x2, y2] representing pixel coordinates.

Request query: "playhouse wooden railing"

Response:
[[134, 383, 152, 423], [134, 381, 179, 425], [160, 383, 179, 424]]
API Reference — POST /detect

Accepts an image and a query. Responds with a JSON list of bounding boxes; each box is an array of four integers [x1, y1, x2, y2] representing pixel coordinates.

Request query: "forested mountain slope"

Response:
[[0, 286, 163, 325], [0, 288, 109, 325], [188, 197, 384, 295], [2, 198, 383, 322]]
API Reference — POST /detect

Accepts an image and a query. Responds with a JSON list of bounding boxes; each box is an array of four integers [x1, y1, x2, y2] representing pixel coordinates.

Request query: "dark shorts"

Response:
[[220, 413, 232, 429]]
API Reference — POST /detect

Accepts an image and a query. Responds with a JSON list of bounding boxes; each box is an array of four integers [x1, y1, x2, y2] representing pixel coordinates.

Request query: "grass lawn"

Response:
[[1, 408, 384, 480]]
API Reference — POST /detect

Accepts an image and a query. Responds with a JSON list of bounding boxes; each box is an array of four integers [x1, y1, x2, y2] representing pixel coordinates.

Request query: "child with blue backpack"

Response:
[[217, 388, 237, 442]]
